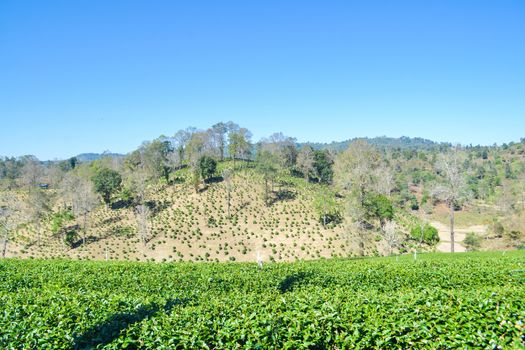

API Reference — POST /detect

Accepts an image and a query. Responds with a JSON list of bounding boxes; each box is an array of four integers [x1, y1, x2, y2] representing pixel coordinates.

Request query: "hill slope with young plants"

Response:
[[1, 122, 524, 262]]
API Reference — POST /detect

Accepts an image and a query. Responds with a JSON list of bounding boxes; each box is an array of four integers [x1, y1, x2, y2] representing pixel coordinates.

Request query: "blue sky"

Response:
[[1, 1, 524, 160]]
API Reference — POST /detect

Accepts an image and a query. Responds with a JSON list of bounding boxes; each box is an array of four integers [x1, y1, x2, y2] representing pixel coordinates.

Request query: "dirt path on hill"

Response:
[[430, 221, 487, 253]]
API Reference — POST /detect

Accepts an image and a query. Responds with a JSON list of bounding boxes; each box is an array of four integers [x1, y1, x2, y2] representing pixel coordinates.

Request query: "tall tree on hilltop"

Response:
[[211, 122, 228, 161], [228, 128, 252, 170], [172, 127, 195, 167], [140, 138, 174, 183]]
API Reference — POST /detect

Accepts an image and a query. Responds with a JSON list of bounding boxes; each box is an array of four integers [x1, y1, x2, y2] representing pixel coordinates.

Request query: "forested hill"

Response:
[[301, 136, 451, 152], [74, 153, 125, 163]]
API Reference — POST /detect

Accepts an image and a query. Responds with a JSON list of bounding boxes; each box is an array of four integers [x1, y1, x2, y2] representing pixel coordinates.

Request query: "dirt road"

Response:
[[430, 221, 487, 253]]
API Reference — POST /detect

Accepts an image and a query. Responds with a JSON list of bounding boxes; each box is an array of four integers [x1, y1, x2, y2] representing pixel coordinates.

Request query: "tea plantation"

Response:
[[1, 252, 524, 349]]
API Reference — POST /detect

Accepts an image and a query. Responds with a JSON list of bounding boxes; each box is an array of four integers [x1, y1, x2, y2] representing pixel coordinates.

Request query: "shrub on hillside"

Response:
[[410, 223, 439, 245]]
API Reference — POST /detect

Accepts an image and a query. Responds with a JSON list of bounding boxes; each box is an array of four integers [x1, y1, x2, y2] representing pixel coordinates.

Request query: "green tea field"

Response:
[[1, 252, 524, 349]]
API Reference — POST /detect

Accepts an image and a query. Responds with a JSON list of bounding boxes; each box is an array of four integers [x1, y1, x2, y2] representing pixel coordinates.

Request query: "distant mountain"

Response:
[[74, 152, 125, 162], [300, 136, 451, 152]]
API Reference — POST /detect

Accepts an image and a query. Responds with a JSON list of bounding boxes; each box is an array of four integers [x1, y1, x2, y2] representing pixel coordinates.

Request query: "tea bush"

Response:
[[0, 252, 523, 349]]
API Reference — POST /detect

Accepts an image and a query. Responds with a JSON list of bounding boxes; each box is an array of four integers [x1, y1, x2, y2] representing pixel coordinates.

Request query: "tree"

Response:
[[228, 128, 252, 169], [296, 146, 315, 180], [260, 133, 297, 174], [92, 168, 122, 206], [211, 122, 228, 161], [198, 156, 217, 183], [313, 187, 341, 227], [362, 193, 394, 228], [71, 179, 98, 245], [135, 204, 150, 246], [256, 149, 278, 206], [58, 157, 78, 172], [0, 194, 23, 258], [334, 140, 380, 227], [334, 141, 381, 256], [382, 220, 399, 255], [410, 223, 439, 245], [186, 131, 210, 167], [222, 169, 233, 218], [51, 209, 75, 248], [172, 127, 195, 166], [25, 188, 51, 246], [20, 155, 43, 193], [22, 156, 50, 244], [432, 149, 471, 252], [313, 150, 334, 184], [141, 138, 174, 182], [127, 168, 148, 205], [334, 140, 380, 206], [374, 165, 395, 197], [0, 157, 23, 189], [464, 232, 482, 251]]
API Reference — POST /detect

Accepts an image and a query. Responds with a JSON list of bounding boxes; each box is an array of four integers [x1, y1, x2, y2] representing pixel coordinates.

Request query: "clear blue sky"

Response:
[[1, 1, 524, 160]]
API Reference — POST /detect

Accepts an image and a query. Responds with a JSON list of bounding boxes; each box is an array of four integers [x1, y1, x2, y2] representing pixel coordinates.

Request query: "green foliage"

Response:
[[409, 194, 419, 210], [410, 223, 439, 245], [58, 157, 78, 172], [145, 139, 174, 182], [464, 232, 482, 251], [50, 210, 74, 234], [312, 188, 341, 226], [92, 168, 122, 205], [197, 156, 217, 181], [51, 210, 76, 246], [312, 150, 333, 184], [0, 252, 524, 348], [363, 193, 394, 225]]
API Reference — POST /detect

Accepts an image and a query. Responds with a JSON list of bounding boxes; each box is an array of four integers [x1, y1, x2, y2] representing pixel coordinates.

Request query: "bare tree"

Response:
[[334, 141, 382, 256], [297, 146, 315, 181], [374, 165, 395, 197], [60, 172, 78, 209], [135, 204, 150, 246], [129, 168, 148, 205], [334, 140, 380, 228], [0, 194, 22, 258], [334, 140, 380, 205], [432, 148, 471, 253], [382, 220, 399, 255], [20, 156, 43, 193], [222, 169, 234, 218], [71, 179, 98, 245], [173, 127, 195, 166], [25, 189, 50, 246]]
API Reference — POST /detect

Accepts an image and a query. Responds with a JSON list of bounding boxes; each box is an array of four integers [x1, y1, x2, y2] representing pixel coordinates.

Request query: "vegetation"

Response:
[[410, 224, 439, 245], [0, 252, 523, 348], [92, 168, 122, 206], [0, 122, 524, 261]]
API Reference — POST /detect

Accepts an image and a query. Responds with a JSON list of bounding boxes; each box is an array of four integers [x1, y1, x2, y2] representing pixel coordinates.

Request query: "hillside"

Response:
[[2, 128, 525, 262], [4, 162, 404, 262]]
